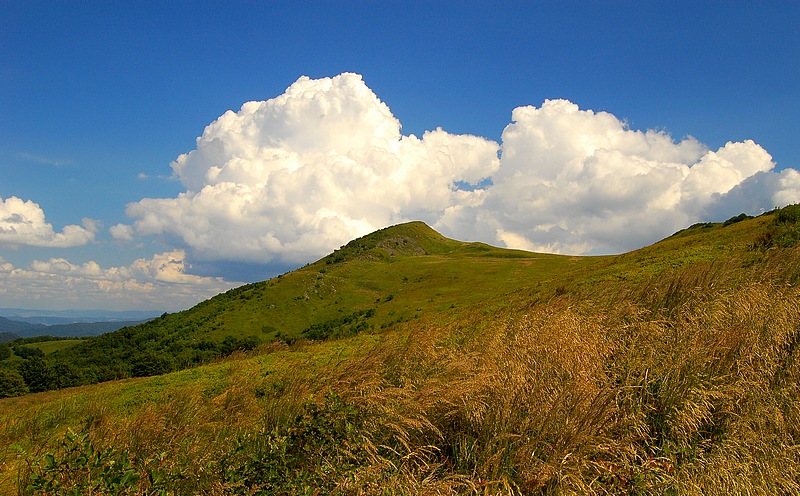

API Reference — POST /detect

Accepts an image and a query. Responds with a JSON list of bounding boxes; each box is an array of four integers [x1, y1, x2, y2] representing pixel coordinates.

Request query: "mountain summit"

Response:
[[323, 221, 466, 263]]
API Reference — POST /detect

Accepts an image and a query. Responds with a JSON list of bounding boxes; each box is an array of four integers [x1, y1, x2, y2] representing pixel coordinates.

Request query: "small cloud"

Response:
[[0, 196, 96, 248], [110, 223, 134, 241], [82, 218, 102, 234], [137, 172, 178, 181]]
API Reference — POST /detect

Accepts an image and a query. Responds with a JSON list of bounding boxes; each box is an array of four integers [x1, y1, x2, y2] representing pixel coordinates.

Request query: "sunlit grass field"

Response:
[[2, 211, 800, 494], [28, 341, 84, 356]]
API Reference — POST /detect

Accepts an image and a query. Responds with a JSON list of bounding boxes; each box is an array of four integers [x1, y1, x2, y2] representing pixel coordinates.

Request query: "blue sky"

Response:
[[1, 1, 799, 311]]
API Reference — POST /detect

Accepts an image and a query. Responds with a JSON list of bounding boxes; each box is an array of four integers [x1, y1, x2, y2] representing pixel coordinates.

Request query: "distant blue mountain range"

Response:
[[0, 310, 161, 341], [0, 308, 162, 324]]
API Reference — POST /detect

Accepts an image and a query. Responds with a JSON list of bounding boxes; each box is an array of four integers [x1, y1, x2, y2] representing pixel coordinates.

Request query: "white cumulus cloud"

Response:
[[109, 223, 134, 241], [0, 196, 97, 248], [120, 73, 498, 264], [442, 99, 791, 254], [117, 74, 800, 263], [0, 250, 241, 311]]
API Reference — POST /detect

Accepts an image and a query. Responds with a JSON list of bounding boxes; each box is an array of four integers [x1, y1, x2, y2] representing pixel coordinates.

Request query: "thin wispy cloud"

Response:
[[16, 152, 72, 167], [137, 172, 177, 181]]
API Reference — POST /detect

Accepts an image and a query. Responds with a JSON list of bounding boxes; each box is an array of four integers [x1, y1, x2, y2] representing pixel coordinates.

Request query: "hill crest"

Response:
[[322, 221, 462, 264]]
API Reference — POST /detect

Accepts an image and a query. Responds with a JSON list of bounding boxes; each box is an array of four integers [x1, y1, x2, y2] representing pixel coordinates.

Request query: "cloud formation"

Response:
[[446, 100, 791, 254], [0, 196, 97, 248], [0, 250, 240, 311], [118, 73, 498, 264], [117, 73, 800, 264]]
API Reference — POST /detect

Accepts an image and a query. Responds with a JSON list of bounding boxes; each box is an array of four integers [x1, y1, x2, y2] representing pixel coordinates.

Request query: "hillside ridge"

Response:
[[4, 206, 800, 493], [1, 209, 793, 394]]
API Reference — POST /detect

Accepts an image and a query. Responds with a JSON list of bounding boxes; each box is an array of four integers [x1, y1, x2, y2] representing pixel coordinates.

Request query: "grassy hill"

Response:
[[162, 220, 588, 343], [2, 221, 596, 386], [2, 209, 800, 494]]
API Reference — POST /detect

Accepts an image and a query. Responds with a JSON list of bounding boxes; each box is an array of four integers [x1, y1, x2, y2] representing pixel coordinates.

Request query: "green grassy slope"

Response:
[[165, 220, 590, 342], [3, 208, 800, 494], [26, 221, 598, 384]]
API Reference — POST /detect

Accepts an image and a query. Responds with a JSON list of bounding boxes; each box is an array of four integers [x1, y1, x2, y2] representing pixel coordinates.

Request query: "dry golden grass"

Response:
[[9, 223, 800, 494], [319, 271, 800, 494], [11, 273, 800, 495]]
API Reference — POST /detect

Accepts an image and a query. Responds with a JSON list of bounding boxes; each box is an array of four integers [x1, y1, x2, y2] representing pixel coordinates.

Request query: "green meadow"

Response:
[[2, 208, 800, 494]]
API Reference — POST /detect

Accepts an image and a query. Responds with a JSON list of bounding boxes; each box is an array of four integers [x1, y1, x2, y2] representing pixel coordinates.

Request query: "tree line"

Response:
[[0, 315, 262, 398]]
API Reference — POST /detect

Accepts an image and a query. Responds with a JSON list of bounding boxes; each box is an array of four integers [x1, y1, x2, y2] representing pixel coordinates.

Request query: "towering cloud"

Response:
[[116, 73, 499, 264], [116, 73, 800, 264], [0, 196, 97, 248]]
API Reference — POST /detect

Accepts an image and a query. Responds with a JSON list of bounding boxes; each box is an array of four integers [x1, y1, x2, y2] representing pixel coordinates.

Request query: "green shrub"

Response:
[[218, 391, 383, 494], [776, 204, 800, 224], [13, 345, 45, 360], [301, 309, 375, 341], [0, 367, 28, 398], [753, 204, 800, 248], [723, 212, 751, 226], [219, 335, 261, 356], [19, 357, 59, 392], [130, 352, 174, 378], [25, 430, 180, 495]]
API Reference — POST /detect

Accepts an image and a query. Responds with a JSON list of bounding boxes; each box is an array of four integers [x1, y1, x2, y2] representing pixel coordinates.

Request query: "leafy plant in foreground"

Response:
[[25, 430, 180, 495], [219, 391, 384, 494]]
